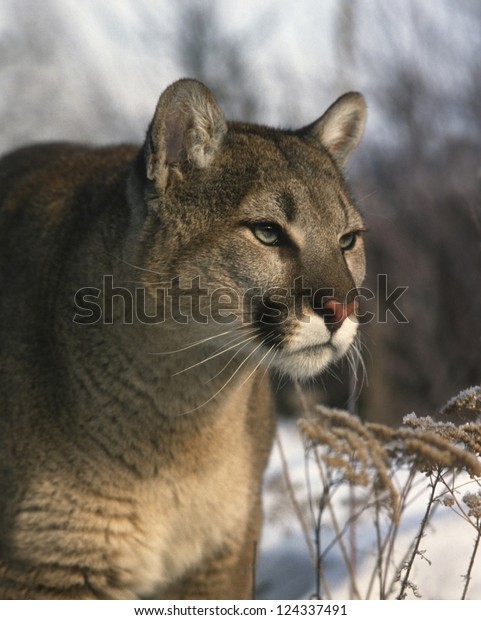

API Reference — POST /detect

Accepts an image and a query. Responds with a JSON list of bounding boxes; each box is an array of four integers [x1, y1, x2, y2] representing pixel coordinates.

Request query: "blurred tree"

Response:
[[334, 0, 357, 92], [0, 0, 265, 150], [337, 0, 481, 424], [173, 0, 262, 121], [0, 0, 137, 147]]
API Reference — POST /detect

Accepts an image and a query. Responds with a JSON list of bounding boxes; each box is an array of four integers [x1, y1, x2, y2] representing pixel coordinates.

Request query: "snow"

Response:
[[258, 420, 481, 600]]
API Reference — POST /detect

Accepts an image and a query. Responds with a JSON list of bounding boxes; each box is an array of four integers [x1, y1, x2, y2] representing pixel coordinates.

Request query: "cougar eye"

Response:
[[251, 223, 281, 246], [339, 231, 357, 251]]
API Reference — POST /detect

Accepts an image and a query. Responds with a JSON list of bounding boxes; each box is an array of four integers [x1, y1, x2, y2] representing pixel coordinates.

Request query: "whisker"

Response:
[[116, 279, 171, 286], [109, 254, 170, 279], [345, 336, 367, 403], [207, 325, 260, 355], [206, 328, 263, 384], [148, 328, 243, 356], [265, 348, 280, 381], [324, 363, 342, 383], [261, 336, 289, 396], [172, 331, 260, 376], [354, 336, 368, 388], [238, 339, 278, 390], [177, 335, 274, 417]]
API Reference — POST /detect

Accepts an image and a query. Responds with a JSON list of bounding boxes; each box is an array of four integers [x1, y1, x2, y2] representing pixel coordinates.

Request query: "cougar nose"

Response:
[[322, 299, 358, 333]]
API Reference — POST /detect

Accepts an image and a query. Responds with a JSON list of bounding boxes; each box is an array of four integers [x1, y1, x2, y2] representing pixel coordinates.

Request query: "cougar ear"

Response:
[[300, 92, 367, 167], [145, 79, 227, 188]]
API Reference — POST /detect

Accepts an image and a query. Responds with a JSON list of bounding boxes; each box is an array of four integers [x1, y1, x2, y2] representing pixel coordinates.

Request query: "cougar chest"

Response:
[[116, 406, 254, 597]]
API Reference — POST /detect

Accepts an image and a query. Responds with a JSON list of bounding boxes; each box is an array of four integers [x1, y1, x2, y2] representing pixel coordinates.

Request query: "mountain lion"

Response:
[[0, 79, 366, 599]]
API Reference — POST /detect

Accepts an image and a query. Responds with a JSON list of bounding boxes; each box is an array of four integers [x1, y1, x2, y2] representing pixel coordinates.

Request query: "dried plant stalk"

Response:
[[440, 386, 481, 417], [295, 386, 481, 599]]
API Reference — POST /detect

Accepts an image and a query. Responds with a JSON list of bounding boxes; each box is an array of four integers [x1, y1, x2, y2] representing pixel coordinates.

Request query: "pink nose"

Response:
[[322, 299, 358, 333]]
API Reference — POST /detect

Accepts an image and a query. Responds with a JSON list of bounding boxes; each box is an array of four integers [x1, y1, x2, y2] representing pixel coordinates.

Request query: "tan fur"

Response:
[[0, 79, 367, 599]]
